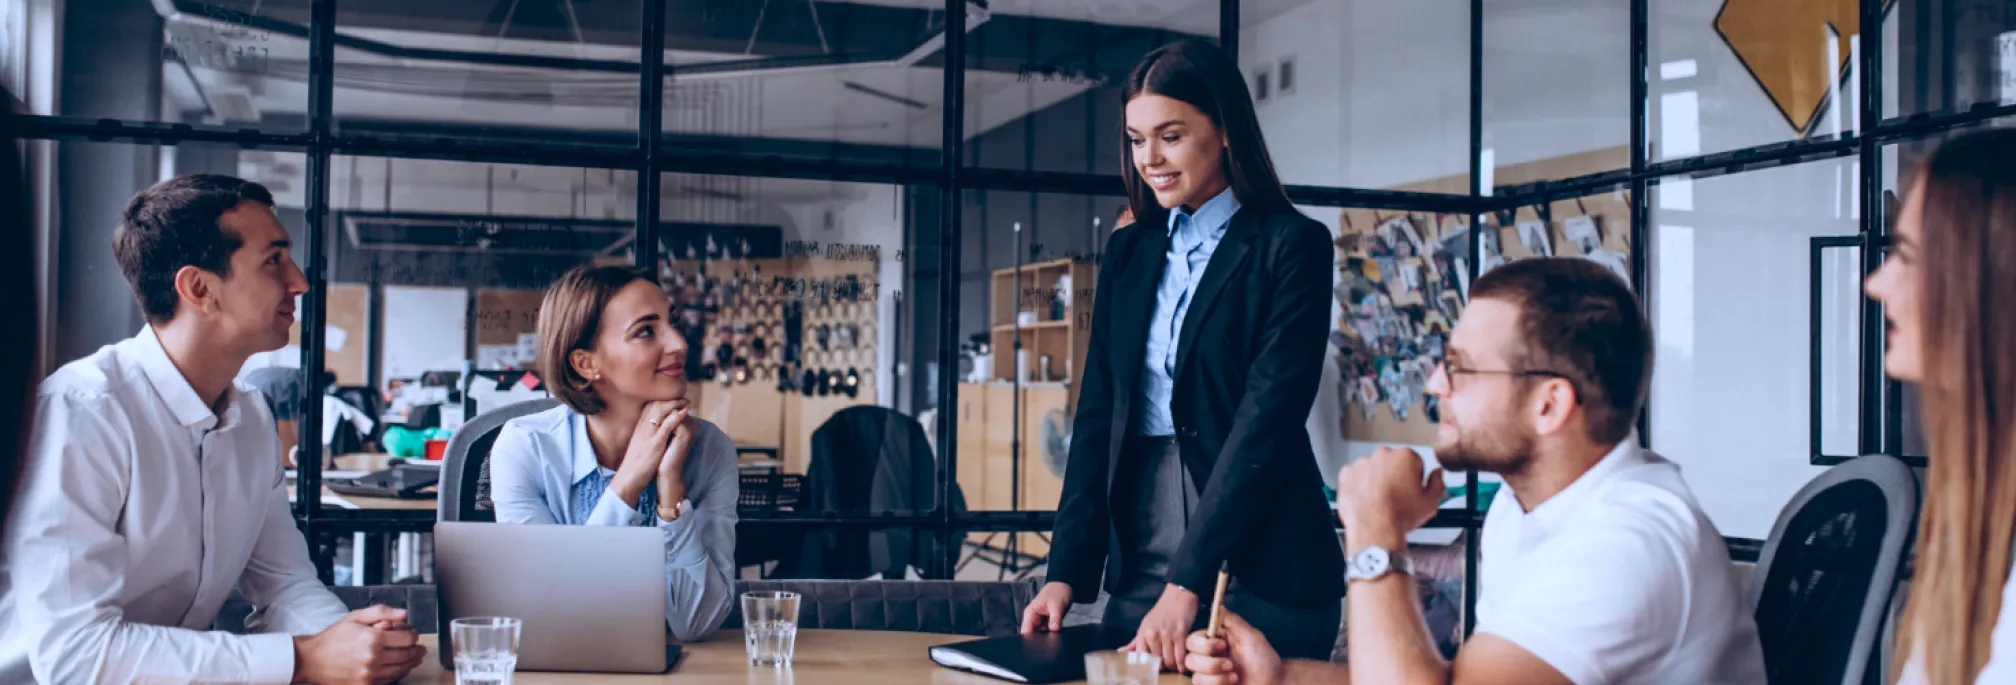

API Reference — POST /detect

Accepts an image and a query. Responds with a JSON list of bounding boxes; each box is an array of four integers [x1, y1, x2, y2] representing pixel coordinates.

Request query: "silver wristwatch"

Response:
[[1345, 546, 1413, 583]]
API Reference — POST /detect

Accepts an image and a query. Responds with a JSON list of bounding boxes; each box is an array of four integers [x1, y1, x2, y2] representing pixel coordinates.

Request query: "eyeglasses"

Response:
[[1437, 360, 1580, 401]]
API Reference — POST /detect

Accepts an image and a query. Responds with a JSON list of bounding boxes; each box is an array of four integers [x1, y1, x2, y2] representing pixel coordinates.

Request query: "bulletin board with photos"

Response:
[[1333, 155, 1633, 446]]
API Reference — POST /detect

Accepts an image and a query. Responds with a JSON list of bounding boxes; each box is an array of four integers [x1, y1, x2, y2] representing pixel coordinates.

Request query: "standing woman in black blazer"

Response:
[[1019, 39, 1344, 670]]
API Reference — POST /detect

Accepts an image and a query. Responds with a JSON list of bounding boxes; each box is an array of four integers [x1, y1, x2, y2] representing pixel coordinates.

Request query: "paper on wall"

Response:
[[517, 333, 537, 362], [324, 326, 349, 352], [476, 344, 520, 370], [1561, 216, 1603, 256], [1514, 220, 1554, 258]]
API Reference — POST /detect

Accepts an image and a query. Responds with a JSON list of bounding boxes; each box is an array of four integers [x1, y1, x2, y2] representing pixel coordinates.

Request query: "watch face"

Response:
[[1352, 547, 1390, 578]]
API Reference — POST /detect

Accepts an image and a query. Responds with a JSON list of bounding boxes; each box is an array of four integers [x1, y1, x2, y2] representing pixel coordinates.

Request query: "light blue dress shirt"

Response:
[[1137, 187, 1240, 437], [486, 404, 739, 642]]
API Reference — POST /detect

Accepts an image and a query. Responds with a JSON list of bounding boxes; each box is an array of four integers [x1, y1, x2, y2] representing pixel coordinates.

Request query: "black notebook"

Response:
[[927, 624, 1133, 684]]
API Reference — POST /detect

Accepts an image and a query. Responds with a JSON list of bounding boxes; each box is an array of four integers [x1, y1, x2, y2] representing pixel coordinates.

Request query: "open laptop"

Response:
[[433, 521, 679, 674]]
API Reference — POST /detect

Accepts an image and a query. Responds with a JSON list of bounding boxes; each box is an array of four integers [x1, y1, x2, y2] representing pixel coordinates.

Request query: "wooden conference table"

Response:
[[403, 629, 1194, 684]]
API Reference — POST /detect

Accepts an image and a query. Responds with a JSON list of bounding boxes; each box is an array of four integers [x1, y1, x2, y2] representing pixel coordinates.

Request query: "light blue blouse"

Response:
[[1138, 187, 1240, 436], [486, 404, 738, 642]]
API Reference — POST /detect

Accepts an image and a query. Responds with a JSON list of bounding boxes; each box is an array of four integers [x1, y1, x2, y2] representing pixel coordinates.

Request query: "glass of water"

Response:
[[450, 617, 522, 685], [1084, 649, 1160, 685], [741, 591, 801, 668]]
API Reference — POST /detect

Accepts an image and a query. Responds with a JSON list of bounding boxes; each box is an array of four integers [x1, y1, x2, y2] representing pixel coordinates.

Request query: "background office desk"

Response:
[[289, 452, 440, 583], [404, 629, 1193, 684], [284, 485, 437, 511], [285, 477, 436, 584]]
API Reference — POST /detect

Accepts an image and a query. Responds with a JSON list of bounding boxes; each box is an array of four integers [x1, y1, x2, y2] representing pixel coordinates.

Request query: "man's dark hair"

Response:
[[114, 174, 275, 323], [1468, 257, 1652, 446]]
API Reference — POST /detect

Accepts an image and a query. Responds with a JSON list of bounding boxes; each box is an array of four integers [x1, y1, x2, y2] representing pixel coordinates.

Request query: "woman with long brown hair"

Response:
[[1019, 39, 1343, 671], [1864, 128, 2016, 684]]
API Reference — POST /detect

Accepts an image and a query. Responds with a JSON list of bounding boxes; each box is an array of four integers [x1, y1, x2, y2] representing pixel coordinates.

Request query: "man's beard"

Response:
[[1435, 414, 1536, 475]]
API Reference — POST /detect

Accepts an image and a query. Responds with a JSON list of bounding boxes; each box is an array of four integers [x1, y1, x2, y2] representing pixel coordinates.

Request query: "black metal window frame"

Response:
[[14, 0, 1985, 630]]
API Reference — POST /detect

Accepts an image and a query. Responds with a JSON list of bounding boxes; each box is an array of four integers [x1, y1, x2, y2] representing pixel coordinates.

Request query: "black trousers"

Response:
[[1100, 436, 1340, 662]]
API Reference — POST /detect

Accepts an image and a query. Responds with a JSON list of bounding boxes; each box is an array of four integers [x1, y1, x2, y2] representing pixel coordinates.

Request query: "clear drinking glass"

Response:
[[741, 591, 801, 667], [450, 617, 522, 685], [1084, 649, 1160, 685]]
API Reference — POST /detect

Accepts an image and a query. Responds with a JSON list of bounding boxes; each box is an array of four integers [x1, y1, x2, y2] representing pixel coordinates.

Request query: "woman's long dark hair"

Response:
[[1120, 39, 1292, 231], [1890, 128, 2016, 685]]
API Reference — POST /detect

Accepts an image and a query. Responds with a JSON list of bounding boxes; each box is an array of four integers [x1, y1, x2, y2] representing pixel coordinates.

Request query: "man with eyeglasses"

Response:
[[1187, 258, 1766, 685]]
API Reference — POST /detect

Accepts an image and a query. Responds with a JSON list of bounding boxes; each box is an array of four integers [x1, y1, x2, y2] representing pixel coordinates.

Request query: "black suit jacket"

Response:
[[1048, 204, 1346, 608]]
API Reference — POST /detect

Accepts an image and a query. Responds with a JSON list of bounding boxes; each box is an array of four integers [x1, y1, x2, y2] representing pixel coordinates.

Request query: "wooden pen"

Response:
[[1205, 563, 1231, 638]]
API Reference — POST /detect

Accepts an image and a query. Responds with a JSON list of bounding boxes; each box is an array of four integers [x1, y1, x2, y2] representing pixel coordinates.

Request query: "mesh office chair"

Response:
[[1748, 454, 1918, 685], [436, 398, 559, 523]]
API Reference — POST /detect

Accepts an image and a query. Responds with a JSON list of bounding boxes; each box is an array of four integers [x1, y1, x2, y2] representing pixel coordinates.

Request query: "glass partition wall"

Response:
[[17, 0, 1995, 637]]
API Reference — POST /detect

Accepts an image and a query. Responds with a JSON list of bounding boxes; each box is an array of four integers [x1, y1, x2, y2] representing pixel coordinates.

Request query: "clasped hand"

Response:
[[611, 399, 696, 518]]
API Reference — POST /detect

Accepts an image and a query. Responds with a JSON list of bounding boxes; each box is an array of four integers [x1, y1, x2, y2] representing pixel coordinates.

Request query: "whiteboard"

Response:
[[380, 286, 468, 385]]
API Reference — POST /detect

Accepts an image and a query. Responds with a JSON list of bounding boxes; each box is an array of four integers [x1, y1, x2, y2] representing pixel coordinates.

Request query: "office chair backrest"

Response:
[[1748, 454, 1918, 685], [778, 405, 963, 580], [437, 398, 560, 523]]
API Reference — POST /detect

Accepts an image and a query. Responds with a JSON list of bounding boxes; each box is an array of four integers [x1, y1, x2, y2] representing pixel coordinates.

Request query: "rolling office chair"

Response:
[[1748, 454, 1918, 685], [437, 398, 559, 523]]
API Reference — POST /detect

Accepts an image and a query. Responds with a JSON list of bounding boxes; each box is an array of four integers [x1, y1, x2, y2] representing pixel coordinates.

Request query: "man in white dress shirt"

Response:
[[0, 175, 426, 685], [1186, 258, 1767, 685]]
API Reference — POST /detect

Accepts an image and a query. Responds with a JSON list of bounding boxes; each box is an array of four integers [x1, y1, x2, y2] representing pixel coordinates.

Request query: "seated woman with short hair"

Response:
[[487, 265, 738, 642]]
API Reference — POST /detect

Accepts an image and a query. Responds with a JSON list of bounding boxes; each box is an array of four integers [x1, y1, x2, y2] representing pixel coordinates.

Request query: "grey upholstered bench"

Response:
[[216, 579, 1038, 638]]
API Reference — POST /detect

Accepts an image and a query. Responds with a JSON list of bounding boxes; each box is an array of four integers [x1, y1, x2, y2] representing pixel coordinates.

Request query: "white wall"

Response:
[[1245, 0, 1885, 538], [1242, 0, 1474, 190], [1638, 0, 1898, 537], [381, 286, 470, 381]]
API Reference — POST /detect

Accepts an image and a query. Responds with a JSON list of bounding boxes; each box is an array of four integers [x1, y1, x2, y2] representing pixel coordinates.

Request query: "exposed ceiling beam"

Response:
[[173, 0, 1203, 76]]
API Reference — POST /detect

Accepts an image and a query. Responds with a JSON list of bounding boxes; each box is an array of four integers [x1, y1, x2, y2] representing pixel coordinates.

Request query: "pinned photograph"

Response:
[[1450, 259, 1470, 301], [1439, 290, 1465, 321], [1477, 228, 1507, 274], [1515, 220, 1554, 257], [1480, 252, 1507, 275], [1357, 377, 1379, 419], [1562, 215, 1603, 255], [1399, 260, 1425, 291], [1381, 364, 1412, 421], [1378, 216, 1427, 259], [1436, 223, 1470, 259], [1585, 249, 1632, 285]]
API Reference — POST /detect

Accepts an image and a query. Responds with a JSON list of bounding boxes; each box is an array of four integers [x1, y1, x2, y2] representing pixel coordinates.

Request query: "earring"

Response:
[[592, 373, 602, 381]]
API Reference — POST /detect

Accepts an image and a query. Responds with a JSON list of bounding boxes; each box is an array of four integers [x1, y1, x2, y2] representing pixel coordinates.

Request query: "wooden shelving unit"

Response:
[[959, 259, 1096, 559], [985, 258, 1096, 414]]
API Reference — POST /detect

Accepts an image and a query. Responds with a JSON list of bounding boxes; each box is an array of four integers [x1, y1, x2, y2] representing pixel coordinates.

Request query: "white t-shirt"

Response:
[[1475, 439, 1768, 685]]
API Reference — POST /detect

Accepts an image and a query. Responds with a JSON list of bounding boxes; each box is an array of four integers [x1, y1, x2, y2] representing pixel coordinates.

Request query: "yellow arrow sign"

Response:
[[1714, 0, 1894, 135]]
